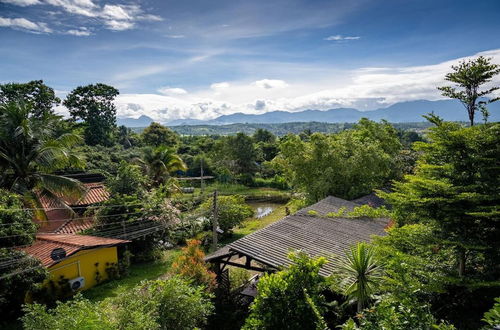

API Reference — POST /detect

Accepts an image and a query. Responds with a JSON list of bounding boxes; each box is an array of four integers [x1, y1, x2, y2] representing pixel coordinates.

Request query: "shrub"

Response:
[[0, 249, 47, 321], [0, 189, 37, 247], [243, 252, 328, 330], [22, 294, 114, 330], [171, 239, 217, 290], [23, 278, 214, 330], [198, 195, 253, 234], [113, 277, 214, 330]]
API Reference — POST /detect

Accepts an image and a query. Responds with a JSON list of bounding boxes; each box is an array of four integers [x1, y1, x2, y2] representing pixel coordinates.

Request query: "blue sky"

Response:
[[1, 0, 500, 121]]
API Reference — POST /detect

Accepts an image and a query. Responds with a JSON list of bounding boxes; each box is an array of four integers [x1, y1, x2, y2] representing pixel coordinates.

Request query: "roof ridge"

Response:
[[36, 234, 84, 247]]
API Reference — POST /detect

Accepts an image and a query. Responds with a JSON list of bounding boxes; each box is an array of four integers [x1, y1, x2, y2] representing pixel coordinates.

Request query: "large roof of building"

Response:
[[21, 234, 129, 268], [206, 194, 390, 277]]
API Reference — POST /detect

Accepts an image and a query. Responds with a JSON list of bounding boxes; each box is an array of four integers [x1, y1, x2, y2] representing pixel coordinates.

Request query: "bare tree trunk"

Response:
[[357, 300, 363, 313], [468, 105, 475, 126]]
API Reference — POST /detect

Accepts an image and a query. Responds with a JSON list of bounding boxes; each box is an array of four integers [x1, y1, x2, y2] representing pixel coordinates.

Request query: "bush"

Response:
[[22, 277, 214, 330], [340, 295, 455, 330], [243, 252, 329, 330], [198, 195, 253, 234], [0, 249, 47, 321], [0, 189, 37, 247], [22, 294, 114, 330], [114, 277, 214, 330], [171, 239, 216, 290]]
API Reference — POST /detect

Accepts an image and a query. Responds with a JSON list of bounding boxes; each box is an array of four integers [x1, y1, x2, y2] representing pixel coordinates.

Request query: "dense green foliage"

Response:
[[0, 80, 60, 118], [382, 120, 500, 280], [198, 194, 254, 234], [142, 122, 179, 147], [0, 101, 85, 219], [106, 161, 147, 197], [276, 119, 402, 201], [168, 121, 433, 136], [0, 190, 37, 247], [64, 83, 119, 146], [243, 252, 329, 330], [22, 277, 214, 330], [0, 249, 48, 321]]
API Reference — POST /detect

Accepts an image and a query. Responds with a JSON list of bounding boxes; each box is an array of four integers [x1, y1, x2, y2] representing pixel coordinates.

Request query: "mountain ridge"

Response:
[[117, 99, 500, 127]]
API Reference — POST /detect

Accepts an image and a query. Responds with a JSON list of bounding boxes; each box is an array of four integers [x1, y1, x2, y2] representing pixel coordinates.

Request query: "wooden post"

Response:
[[200, 157, 204, 195], [212, 190, 218, 252]]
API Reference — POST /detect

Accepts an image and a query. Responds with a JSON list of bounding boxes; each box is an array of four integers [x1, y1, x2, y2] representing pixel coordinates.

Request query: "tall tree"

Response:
[[382, 117, 500, 279], [0, 80, 60, 118], [333, 242, 384, 312], [0, 102, 85, 220], [141, 122, 179, 147], [275, 119, 401, 201], [438, 56, 500, 126], [219, 133, 258, 177], [64, 83, 119, 146]]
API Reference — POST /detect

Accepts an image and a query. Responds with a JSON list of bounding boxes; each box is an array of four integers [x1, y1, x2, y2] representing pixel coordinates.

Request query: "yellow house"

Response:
[[22, 234, 129, 291]]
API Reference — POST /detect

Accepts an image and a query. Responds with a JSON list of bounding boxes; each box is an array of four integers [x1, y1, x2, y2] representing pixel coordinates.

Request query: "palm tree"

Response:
[[0, 101, 85, 220], [332, 242, 384, 313], [136, 145, 187, 187]]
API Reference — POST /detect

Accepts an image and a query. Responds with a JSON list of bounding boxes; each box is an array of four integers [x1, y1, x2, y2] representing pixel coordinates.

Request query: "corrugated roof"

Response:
[[21, 234, 129, 268], [206, 196, 389, 277]]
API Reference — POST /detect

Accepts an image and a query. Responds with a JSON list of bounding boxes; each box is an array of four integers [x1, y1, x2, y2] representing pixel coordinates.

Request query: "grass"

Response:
[[220, 204, 287, 245], [82, 249, 182, 302], [179, 183, 290, 203]]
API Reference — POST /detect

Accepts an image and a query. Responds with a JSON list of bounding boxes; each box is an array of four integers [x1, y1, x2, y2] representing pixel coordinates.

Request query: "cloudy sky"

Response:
[[1, 0, 500, 122]]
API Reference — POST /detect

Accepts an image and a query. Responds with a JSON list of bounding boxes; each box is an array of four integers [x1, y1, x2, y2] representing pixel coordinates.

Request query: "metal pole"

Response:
[[212, 190, 218, 251]]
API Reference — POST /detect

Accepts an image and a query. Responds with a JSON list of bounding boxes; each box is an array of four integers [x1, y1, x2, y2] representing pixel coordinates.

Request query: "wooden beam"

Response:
[[220, 260, 269, 272]]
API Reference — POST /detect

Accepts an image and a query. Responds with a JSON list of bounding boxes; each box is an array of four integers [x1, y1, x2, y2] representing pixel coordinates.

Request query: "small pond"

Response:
[[247, 202, 282, 219]]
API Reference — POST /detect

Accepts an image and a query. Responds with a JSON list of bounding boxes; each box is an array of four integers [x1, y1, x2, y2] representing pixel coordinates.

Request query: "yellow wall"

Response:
[[47, 246, 119, 291]]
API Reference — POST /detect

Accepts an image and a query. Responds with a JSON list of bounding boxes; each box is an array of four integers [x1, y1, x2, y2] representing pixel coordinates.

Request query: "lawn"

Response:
[[177, 183, 290, 204], [220, 203, 287, 245], [83, 249, 182, 302]]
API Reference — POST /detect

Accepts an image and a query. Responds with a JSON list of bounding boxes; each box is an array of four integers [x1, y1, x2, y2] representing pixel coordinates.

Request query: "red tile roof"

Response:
[[39, 183, 109, 210], [55, 217, 95, 234], [36, 183, 109, 234], [21, 234, 129, 268]]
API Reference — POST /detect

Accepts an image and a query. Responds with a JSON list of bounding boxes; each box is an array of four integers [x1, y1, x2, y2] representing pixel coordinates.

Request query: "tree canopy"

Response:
[[64, 83, 119, 146], [438, 56, 500, 125], [0, 80, 60, 118]]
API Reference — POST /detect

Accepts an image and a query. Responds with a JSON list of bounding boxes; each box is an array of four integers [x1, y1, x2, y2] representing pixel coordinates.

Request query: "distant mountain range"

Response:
[[116, 99, 500, 127], [117, 115, 155, 127]]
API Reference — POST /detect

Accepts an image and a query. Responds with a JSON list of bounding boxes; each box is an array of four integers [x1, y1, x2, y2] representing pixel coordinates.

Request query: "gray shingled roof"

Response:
[[206, 195, 390, 277]]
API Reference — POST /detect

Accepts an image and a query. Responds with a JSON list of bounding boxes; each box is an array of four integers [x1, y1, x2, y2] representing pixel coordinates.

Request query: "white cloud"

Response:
[[211, 82, 230, 90], [0, 16, 52, 33], [102, 4, 132, 20], [165, 34, 185, 39], [66, 27, 91, 36], [254, 79, 289, 89], [105, 19, 134, 31], [4, 0, 162, 32], [325, 34, 360, 41], [0, 0, 40, 6], [107, 49, 500, 123], [157, 87, 188, 95]]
